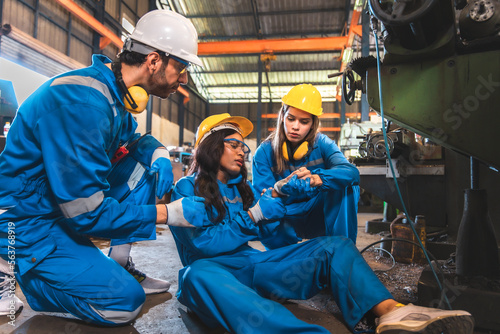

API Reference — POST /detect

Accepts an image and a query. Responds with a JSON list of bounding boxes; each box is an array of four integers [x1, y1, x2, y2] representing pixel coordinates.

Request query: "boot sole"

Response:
[[377, 314, 474, 334]]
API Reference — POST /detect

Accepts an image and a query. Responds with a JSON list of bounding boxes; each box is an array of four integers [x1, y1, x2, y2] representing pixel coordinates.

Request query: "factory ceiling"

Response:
[[157, 0, 365, 103]]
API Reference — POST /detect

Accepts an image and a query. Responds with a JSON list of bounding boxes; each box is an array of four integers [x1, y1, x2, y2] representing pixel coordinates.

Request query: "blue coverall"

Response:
[[170, 173, 392, 333], [0, 55, 160, 325], [252, 133, 360, 245]]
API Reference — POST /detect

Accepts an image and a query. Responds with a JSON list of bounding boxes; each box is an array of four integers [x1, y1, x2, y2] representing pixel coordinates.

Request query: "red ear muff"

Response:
[[282, 141, 310, 162]]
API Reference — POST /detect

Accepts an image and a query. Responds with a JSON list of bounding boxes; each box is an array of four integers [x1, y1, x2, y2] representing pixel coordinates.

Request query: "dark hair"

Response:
[[188, 128, 254, 223], [116, 50, 170, 66]]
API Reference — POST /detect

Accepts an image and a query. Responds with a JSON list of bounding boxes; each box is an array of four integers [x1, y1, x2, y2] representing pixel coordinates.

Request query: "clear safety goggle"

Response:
[[169, 55, 191, 74], [223, 138, 251, 157]]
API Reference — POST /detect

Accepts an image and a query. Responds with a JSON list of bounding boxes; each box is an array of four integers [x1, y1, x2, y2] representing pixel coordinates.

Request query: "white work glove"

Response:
[[248, 190, 286, 223], [166, 196, 206, 227]]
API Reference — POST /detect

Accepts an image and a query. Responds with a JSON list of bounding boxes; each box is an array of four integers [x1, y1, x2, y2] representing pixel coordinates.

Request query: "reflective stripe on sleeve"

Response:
[[271, 158, 325, 173], [288, 158, 325, 172], [51, 76, 118, 116], [59, 191, 104, 218]]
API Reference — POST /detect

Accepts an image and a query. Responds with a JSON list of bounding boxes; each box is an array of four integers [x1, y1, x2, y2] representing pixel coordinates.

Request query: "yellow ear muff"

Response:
[[282, 141, 310, 161], [124, 86, 149, 114], [282, 142, 290, 161]]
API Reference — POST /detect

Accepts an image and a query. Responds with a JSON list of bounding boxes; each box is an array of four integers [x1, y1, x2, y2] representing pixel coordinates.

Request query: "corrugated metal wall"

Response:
[[2, 0, 98, 69]]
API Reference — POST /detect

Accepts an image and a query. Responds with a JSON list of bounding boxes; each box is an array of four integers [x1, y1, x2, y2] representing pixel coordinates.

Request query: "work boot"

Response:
[[124, 257, 170, 295], [376, 303, 474, 333], [0, 271, 23, 316]]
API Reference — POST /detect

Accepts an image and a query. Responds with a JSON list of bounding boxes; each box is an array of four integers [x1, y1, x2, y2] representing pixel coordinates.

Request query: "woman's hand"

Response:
[[291, 167, 323, 187], [260, 187, 280, 198], [291, 167, 312, 180], [308, 174, 323, 187]]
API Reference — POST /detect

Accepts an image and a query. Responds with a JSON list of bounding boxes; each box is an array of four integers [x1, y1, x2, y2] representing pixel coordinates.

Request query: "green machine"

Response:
[[343, 0, 500, 330], [346, 0, 500, 169], [365, 52, 500, 171]]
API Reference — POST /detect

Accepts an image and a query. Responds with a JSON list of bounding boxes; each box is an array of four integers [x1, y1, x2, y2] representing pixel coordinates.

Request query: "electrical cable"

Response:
[[371, 246, 396, 272], [371, 21, 453, 310], [360, 238, 448, 288]]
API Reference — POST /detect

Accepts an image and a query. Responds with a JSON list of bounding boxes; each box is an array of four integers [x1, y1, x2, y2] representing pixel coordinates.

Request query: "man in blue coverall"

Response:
[[0, 10, 206, 325]]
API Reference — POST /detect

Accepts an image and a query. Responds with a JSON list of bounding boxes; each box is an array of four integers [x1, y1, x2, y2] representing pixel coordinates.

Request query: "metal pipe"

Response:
[[470, 157, 479, 190], [361, 9, 371, 122]]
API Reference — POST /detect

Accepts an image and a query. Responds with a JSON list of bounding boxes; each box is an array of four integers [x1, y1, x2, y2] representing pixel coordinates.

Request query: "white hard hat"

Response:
[[124, 10, 202, 67]]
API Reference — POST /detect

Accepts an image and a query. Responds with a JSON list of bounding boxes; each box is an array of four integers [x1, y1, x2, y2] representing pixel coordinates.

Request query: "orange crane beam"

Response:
[[198, 36, 348, 55], [262, 113, 341, 119], [262, 112, 376, 119], [268, 127, 341, 132]]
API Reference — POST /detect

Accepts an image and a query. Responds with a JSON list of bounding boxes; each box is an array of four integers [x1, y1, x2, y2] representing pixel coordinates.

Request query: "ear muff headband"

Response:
[[282, 141, 310, 162]]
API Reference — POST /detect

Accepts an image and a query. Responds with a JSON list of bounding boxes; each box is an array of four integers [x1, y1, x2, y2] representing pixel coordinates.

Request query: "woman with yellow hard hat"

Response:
[[252, 84, 360, 246]]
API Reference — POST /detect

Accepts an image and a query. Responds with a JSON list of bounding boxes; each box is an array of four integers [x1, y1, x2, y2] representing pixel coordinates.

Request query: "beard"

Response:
[[145, 63, 179, 99]]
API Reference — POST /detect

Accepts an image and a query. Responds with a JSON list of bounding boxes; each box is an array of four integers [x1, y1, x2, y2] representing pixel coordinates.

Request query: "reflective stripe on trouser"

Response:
[[105, 154, 157, 246], [15, 224, 145, 326], [283, 185, 359, 244], [177, 236, 392, 333]]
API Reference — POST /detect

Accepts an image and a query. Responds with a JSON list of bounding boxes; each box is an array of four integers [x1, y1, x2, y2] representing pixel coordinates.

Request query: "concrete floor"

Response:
[[0, 213, 477, 334]]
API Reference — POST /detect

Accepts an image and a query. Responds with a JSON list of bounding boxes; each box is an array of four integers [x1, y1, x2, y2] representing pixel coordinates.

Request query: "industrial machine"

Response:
[[344, 0, 500, 330]]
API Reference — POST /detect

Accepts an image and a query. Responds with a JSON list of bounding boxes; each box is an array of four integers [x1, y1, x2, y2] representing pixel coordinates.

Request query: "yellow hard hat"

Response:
[[195, 113, 253, 148], [282, 84, 323, 116]]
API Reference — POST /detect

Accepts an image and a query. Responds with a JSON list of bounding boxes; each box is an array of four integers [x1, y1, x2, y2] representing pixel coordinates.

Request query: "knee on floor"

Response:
[[95, 287, 145, 325]]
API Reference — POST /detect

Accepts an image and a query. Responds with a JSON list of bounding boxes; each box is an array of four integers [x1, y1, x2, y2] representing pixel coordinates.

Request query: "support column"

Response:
[[0, 0, 3, 51], [257, 56, 263, 146], [91, 0, 105, 54], [146, 99, 152, 133], [341, 98, 346, 125], [148, 0, 157, 11], [178, 95, 185, 147]]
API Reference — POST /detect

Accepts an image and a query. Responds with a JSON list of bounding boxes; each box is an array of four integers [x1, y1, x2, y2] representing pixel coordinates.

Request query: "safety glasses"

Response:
[[223, 138, 251, 157], [169, 55, 191, 74]]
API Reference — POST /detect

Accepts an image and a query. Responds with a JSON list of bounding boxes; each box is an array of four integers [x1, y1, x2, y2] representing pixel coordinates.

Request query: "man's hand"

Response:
[[248, 190, 286, 223], [165, 196, 206, 227], [149, 157, 174, 199]]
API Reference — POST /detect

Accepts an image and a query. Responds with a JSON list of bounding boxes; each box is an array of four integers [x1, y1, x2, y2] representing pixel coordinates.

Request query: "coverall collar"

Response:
[[91, 54, 124, 107], [218, 174, 243, 186]]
